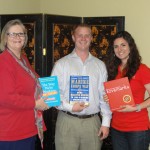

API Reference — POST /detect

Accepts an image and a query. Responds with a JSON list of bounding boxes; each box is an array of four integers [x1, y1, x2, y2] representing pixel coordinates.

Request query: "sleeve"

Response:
[[51, 61, 73, 112], [0, 59, 35, 110], [99, 62, 112, 127], [140, 64, 150, 85]]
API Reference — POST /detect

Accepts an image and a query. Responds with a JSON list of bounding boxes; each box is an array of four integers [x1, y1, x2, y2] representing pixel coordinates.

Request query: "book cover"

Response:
[[69, 76, 89, 105], [38, 76, 61, 107], [104, 77, 135, 112]]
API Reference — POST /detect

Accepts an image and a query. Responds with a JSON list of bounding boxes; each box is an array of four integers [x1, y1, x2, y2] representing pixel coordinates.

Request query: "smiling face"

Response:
[[113, 37, 130, 64], [72, 26, 92, 52], [6, 24, 26, 58]]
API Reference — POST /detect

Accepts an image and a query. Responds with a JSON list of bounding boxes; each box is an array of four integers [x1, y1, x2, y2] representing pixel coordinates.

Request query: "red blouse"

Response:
[[111, 64, 150, 131]]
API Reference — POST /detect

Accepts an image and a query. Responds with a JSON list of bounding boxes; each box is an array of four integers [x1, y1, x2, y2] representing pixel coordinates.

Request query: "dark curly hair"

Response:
[[106, 31, 141, 81]]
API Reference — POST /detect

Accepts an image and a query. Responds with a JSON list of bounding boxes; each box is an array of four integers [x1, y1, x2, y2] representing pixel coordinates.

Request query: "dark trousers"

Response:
[[0, 136, 36, 150], [111, 127, 150, 150]]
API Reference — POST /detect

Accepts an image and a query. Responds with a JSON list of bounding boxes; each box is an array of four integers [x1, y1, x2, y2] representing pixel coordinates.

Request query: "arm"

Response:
[[98, 91, 112, 139], [138, 83, 150, 109], [0, 55, 49, 111], [51, 61, 73, 111], [0, 61, 35, 109], [99, 63, 112, 127], [118, 83, 150, 112], [51, 61, 87, 112], [98, 63, 112, 139]]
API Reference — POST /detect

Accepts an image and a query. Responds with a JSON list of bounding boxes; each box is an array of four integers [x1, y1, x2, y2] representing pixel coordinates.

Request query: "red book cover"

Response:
[[104, 77, 135, 112]]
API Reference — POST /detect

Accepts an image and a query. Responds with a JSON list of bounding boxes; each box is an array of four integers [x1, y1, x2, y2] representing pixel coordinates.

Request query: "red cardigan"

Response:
[[0, 50, 38, 141]]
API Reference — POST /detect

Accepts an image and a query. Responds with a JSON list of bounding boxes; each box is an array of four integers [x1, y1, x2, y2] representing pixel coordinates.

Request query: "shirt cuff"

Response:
[[58, 102, 73, 112], [101, 116, 111, 127]]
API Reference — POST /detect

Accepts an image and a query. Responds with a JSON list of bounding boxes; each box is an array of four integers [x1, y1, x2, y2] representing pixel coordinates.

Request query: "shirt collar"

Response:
[[70, 49, 93, 61]]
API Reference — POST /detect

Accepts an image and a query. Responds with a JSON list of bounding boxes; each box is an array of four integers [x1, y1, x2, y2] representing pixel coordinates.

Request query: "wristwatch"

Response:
[[135, 104, 141, 112]]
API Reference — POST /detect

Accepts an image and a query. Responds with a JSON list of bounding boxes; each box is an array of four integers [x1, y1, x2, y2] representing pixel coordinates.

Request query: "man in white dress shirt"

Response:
[[51, 23, 112, 150]]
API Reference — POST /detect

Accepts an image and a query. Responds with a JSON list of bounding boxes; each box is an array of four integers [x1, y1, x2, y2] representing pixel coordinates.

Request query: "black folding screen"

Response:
[[44, 15, 125, 76], [44, 14, 81, 76], [0, 14, 125, 76], [0, 14, 125, 150]]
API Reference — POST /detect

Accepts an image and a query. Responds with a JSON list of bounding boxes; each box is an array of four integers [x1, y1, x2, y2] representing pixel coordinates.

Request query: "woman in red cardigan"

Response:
[[0, 19, 49, 150]]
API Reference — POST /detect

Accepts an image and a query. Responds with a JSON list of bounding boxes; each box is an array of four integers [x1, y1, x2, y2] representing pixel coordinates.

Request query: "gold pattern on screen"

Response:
[[53, 24, 117, 62], [22, 23, 35, 69]]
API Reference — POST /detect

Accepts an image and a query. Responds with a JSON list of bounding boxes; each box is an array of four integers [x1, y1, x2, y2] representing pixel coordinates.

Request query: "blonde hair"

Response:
[[0, 19, 28, 51], [72, 23, 92, 35]]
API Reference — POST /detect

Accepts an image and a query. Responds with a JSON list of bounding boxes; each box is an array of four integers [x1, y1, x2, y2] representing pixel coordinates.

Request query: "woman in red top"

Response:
[[0, 19, 49, 150], [105, 31, 150, 150]]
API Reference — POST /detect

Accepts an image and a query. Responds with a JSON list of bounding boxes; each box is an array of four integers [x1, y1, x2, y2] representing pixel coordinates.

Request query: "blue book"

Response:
[[38, 76, 61, 107], [69, 76, 89, 105]]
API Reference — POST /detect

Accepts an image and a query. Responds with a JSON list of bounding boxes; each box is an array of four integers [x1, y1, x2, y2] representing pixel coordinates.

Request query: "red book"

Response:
[[104, 77, 135, 112]]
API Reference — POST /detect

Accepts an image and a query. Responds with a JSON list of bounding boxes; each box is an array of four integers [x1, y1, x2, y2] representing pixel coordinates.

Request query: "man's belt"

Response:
[[62, 111, 99, 119]]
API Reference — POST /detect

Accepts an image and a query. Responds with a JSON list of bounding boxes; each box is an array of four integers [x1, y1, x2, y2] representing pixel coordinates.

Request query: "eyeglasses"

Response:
[[7, 32, 26, 38]]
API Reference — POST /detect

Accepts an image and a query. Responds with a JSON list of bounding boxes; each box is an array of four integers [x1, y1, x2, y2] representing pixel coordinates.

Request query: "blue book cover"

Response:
[[38, 76, 61, 107], [69, 76, 89, 105]]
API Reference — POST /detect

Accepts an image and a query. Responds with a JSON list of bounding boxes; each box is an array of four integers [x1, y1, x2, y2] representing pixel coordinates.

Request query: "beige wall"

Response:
[[0, 0, 40, 14], [1, 0, 149, 66]]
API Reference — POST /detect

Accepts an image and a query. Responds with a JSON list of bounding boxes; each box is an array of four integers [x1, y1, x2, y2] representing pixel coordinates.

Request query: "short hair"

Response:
[[0, 19, 28, 51], [72, 23, 92, 35]]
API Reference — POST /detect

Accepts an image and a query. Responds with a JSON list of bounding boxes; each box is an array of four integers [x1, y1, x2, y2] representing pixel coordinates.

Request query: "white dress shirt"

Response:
[[51, 50, 112, 127]]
